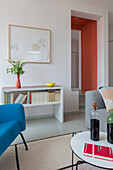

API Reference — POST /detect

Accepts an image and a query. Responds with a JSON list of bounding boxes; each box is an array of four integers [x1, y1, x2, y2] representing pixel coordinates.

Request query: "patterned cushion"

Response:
[[98, 86, 113, 112]]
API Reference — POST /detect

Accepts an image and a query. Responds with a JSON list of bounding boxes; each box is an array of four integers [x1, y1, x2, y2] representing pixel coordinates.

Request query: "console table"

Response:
[[2, 86, 64, 123]]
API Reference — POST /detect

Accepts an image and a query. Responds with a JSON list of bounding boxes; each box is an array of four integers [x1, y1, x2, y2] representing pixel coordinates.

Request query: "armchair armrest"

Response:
[[85, 90, 105, 128], [0, 103, 26, 131]]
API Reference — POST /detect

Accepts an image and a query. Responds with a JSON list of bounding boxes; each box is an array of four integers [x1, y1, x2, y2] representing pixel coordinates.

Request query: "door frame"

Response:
[[69, 8, 108, 90]]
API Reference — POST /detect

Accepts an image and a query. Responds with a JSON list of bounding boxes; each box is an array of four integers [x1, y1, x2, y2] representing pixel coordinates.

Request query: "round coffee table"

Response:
[[71, 131, 113, 170]]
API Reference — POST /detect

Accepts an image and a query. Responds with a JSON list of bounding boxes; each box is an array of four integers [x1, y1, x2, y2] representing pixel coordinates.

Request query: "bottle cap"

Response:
[[93, 103, 97, 111]]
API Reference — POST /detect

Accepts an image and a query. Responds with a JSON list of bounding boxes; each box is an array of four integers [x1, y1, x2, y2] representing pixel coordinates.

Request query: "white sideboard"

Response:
[[2, 86, 64, 123]]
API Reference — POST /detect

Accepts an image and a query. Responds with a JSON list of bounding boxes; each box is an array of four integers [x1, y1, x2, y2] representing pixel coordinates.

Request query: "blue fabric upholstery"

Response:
[[0, 103, 26, 156], [0, 103, 26, 131], [0, 120, 21, 156]]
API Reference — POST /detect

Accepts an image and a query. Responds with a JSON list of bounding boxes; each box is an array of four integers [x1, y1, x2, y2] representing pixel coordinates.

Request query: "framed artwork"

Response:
[[8, 25, 51, 63]]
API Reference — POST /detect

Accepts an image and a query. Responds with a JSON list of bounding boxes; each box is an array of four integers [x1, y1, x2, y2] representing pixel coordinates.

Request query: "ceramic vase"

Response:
[[16, 73, 21, 88], [107, 111, 113, 144]]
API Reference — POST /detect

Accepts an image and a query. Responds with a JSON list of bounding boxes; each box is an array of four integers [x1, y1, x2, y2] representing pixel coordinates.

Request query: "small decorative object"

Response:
[[107, 111, 113, 144], [90, 103, 100, 141], [46, 82, 56, 87], [8, 25, 51, 63], [6, 61, 26, 88]]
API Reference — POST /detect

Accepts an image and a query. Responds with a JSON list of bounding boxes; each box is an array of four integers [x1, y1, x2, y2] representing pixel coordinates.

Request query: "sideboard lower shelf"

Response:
[[23, 101, 61, 107]]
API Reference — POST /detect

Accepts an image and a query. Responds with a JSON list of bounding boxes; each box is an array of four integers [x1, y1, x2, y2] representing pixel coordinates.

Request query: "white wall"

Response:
[[97, 17, 104, 87], [109, 25, 113, 41], [109, 25, 113, 86], [0, 0, 108, 116]]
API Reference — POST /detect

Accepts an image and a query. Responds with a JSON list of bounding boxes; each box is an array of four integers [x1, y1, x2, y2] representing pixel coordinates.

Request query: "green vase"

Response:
[[107, 111, 113, 144]]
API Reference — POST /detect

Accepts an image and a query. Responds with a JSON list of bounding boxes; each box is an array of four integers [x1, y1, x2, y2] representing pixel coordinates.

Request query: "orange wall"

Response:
[[81, 21, 97, 90], [71, 24, 82, 30]]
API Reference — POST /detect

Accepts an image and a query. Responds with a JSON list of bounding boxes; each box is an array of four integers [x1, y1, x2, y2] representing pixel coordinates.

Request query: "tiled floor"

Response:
[[12, 112, 87, 145]]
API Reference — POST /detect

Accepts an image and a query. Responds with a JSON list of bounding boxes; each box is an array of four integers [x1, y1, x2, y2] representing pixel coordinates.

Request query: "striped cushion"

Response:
[[98, 86, 113, 112]]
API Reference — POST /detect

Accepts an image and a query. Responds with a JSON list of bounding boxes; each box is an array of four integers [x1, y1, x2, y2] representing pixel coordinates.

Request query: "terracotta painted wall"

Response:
[[71, 17, 97, 91], [81, 21, 97, 90]]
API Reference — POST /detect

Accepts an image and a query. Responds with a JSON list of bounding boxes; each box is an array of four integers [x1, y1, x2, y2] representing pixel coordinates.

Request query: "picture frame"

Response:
[[8, 25, 51, 63]]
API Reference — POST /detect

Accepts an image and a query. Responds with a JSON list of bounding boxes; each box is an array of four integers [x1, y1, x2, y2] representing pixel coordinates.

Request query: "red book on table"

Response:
[[83, 143, 113, 161]]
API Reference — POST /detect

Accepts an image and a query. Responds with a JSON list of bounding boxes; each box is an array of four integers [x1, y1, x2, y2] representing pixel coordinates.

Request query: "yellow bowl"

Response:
[[46, 82, 56, 87]]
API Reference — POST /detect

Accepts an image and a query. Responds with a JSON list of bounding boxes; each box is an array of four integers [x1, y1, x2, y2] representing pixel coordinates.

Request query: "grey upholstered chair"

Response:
[[85, 90, 109, 132]]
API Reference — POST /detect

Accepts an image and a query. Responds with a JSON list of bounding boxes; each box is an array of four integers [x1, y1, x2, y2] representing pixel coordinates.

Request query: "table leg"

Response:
[[72, 133, 74, 170], [76, 160, 85, 170], [72, 150, 74, 170], [76, 161, 80, 170]]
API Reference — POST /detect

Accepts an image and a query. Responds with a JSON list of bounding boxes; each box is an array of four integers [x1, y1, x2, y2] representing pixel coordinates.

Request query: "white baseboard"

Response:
[[26, 111, 85, 120], [26, 114, 54, 120], [64, 110, 85, 114]]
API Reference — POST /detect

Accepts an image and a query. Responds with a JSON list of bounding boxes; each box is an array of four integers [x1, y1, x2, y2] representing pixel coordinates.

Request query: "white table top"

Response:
[[71, 131, 113, 169]]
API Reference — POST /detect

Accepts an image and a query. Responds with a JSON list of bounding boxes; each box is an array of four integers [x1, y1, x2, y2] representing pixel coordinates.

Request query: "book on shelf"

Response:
[[31, 91, 48, 104], [31, 92, 39, 104], [39, 92, 44, 103], [4, 93, 8, 104], [20, 95, 27, 104], [7, 93, 10, 104], [15, 94, 27, 104], [10, 93, 14, 104], [27, 91, 30, 104], [48, 90, 55, 102], [15, 94, 24, 103], [4, 93, 14, 104], [43, 91, 48, 103], [55, 90, 60, 101]]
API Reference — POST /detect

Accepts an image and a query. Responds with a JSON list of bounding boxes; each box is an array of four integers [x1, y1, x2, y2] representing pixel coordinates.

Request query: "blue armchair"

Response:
[[0, 103, 28, 156]]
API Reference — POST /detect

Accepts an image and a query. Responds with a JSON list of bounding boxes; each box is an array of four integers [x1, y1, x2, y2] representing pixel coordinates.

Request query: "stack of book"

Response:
[[4, 93, 14, 104], [4, 93, 27, 104], [48, 90, 60, 102], [83, 143, 113, 161], [14, 94, 27, 104], [31, 90, 61, 104], [31, 91, 48, 104]]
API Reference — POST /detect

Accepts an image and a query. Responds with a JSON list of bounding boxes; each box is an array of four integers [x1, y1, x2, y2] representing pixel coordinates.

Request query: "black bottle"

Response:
[[90, 103, 100, 141]]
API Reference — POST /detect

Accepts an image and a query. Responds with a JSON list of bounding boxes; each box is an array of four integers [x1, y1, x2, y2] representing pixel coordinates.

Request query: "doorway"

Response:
[[70, 9, 108, 91], [71, 15, 97, 91]]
